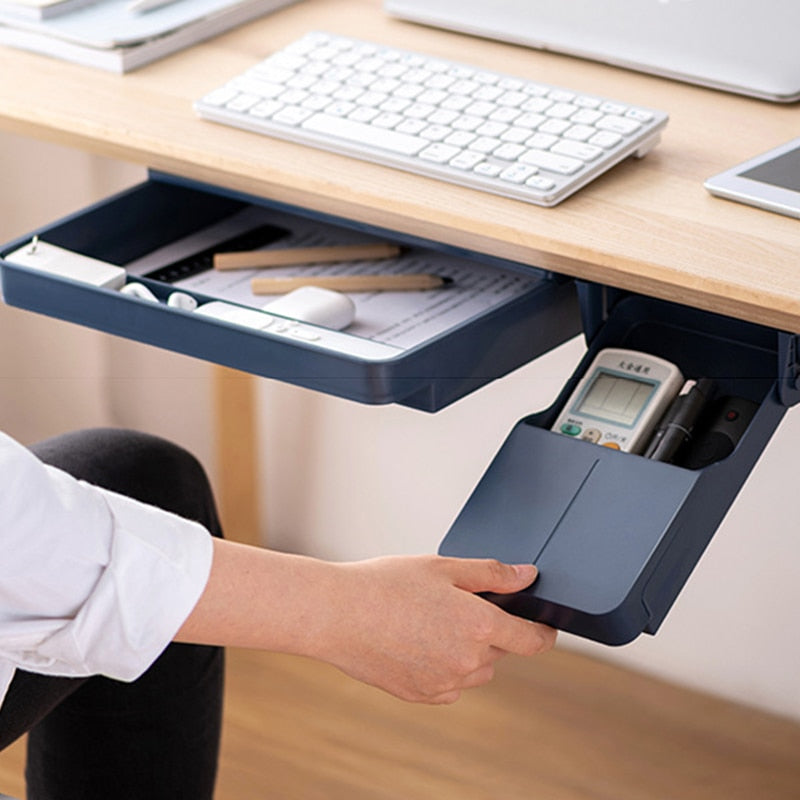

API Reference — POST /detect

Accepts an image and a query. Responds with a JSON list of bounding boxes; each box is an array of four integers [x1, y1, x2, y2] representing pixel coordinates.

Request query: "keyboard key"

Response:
[[231, 76, 285, 98], [538, 118, 571, 135], [471, 136, 502, 154], [250, 100, 283, 118], [500, 164, 539, 183], [475, 121, 508, 138], [626, 108, 655, 122], [426, 74, 457, 90], [502, 126, 537, 144], [526, 132, 559, 150], [405, 103, 436, 119], [302, 113, 427, 155], [273, 106, 314, 125], [546, 102, 578, 119], [444, 130, 477, 147], [515, 112, 546, 129], [520, 149, 583, 174], [563, 124, 596, 142], [452, 115, 483, 131], [372, 112, 403, 128], [571, 108, 603, 125], [348, 105, 380, 123], [303, 95, 333, 111], [596, 115, 642, 135], [551, 140, 604, 162], [600, 101, 627, 115], [589, 130, 623, 149], [449, 150, 485, 170], [494, 142, 527, 161], [201, 86, 239, 106], [526, 175, 557, 192], [420, 124, 452, 141], [428, 109, 460, 126], [419, 143, 461, 163], [396, 118, 428, 135], [474, 162, 503, 177], [227, 93, 261, 112]]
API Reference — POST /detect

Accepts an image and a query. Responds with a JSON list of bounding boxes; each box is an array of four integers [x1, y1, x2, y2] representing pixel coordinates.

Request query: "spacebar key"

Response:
[[301, 114, 427, 156]]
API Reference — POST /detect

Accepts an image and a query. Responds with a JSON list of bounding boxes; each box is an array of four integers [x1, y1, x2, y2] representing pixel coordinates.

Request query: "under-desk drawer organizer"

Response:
[[0, 174, 579, 412], [440, 285, 800, 645]]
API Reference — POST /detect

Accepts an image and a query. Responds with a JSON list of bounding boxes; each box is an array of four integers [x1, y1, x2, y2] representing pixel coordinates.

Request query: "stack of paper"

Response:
[[0, 0, 98, 21], [0, 0, 300, 71]]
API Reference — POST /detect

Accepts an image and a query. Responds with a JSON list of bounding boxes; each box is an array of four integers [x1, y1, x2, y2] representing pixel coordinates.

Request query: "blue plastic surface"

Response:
[[440, 294, 794, 644], [0, 177, 580, 412]]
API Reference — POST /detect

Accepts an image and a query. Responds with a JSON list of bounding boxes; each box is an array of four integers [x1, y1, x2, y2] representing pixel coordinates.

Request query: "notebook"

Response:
[[0, 0, 301, 72], [385, 0, 800, 103]]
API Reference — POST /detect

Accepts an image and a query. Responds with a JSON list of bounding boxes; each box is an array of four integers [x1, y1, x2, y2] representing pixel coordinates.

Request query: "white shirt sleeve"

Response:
[[0, 431, 214, 709]]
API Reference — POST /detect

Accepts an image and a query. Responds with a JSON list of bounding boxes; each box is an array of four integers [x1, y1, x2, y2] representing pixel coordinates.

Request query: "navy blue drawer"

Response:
[[0, 174, 579, 412]]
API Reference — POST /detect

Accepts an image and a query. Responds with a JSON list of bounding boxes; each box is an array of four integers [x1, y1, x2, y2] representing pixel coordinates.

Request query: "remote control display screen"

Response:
[[576, 371, 656, 427]]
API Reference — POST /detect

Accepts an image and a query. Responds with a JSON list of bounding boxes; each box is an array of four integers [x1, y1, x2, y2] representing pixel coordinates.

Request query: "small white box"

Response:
[[4, 240, 126, 289]]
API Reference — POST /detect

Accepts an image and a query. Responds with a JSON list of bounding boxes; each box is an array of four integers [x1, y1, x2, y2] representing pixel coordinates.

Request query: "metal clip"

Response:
[[778, 332, 800, 407]]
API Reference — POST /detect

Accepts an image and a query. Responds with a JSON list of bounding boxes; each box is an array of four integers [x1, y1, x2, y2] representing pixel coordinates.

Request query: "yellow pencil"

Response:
[[251, 274, 452, 294], [214, 242, 402, 270]]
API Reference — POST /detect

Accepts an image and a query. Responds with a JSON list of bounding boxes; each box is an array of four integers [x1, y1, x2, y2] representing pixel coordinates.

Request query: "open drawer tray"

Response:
[[440, 287, 800, 644], [0, 173, 579, 412]]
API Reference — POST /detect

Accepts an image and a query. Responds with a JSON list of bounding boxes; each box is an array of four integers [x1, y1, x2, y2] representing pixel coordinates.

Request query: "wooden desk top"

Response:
[[1, 0, 799, 331]]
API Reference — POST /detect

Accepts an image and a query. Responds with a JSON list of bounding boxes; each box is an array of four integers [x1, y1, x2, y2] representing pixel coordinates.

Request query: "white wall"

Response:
[[0, 132, 216, 471], [1, 133, 118, 441], [257, 336, 800, 723]]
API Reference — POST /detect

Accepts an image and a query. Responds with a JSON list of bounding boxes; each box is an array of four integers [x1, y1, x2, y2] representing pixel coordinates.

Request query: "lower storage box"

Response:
[[440, 290, 799, 644]]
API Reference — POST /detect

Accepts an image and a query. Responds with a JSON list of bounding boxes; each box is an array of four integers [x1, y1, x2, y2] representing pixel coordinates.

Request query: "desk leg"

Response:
[[212, 366, 261, 546]]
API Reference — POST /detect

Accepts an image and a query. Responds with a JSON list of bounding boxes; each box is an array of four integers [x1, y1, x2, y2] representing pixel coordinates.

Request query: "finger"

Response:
[[490, 615, 558, 657], [427, 689, 462, 705], [426, 664, 497, 703], [459, 663, 496, 690], [442, 557, 538, 595]]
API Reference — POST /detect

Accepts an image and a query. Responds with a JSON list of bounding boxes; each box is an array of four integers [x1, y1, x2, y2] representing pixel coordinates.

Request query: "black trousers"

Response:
[[0, 429, 225, 799]]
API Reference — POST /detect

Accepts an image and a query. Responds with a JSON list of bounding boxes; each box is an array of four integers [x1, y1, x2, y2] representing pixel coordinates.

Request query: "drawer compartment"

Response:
[[439, 292, 797, 644], [0, 174, 579, 412]]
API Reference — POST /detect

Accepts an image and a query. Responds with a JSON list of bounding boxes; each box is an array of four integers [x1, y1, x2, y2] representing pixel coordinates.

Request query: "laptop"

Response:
[[385, 0, 800, 103]]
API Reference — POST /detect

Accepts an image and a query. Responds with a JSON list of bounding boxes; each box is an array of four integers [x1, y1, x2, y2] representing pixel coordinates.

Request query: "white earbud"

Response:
[[262, 286, 356, 330], [120, 282, 158, 302], [167, 291, 198, 311]]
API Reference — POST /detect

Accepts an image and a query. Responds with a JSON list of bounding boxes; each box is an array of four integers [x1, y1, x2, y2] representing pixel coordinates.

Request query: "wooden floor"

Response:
[[1, 646, 799, 799]]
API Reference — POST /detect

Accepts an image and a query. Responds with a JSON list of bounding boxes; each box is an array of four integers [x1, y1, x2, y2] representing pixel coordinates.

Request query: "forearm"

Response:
[[176, 538, 556, 704], [174, 538, 339, 660]]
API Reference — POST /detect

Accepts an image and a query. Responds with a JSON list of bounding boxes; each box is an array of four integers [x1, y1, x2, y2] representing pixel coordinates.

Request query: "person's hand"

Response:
[[177, 543, 555, 705], [312, 555, 556, 704]]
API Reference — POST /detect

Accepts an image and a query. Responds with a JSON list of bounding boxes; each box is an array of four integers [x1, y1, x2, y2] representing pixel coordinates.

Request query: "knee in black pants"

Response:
[[31, 427, 224, 538]]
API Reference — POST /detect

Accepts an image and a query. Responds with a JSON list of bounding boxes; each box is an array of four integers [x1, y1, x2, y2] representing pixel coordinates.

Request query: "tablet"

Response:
[[705, 137, 800, 219]]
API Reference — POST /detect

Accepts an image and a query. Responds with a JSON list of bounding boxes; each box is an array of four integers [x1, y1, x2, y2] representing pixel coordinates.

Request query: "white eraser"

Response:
[[3, 240, 126, 290], [262, 286, 355, 330]]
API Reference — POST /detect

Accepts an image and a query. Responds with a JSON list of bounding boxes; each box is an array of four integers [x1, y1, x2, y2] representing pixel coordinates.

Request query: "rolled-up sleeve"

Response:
[[0, 432, 213, 707]]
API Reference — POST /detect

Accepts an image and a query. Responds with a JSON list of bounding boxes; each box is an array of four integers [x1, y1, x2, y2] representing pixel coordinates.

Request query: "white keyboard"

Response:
[[195, 32, 669, 207]]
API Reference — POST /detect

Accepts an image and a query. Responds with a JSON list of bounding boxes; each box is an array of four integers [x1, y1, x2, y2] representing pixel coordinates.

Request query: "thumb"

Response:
[[444, 558, 538, 595]]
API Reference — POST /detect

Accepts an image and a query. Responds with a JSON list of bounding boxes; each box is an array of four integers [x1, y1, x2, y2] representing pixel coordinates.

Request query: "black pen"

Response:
[[644, 378, 715, 462]]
